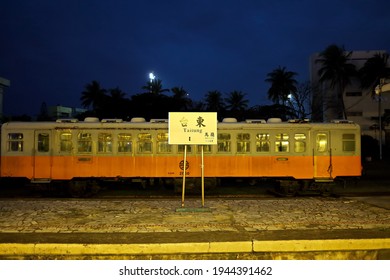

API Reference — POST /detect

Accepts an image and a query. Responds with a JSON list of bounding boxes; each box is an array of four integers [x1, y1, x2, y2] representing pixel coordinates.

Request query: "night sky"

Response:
[[1, 0, 390, 117]]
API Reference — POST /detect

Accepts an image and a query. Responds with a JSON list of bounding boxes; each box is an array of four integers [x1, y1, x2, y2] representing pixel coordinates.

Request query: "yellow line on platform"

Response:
[[0, 241, 252, 256], [253, 238, 390, 252], [0, 239, 389, 257]]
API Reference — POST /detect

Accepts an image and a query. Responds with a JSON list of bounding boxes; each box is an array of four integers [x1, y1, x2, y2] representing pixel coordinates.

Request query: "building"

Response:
[[310, 50, 390, 142], [48, 105, 87, 120]]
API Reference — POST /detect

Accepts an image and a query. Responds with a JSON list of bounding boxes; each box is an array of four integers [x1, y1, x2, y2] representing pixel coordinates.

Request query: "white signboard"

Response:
[[168, 112, 217, 145]]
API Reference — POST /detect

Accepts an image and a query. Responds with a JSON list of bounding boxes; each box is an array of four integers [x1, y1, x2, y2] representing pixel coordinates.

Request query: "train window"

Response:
[[275, 133, 289, 152], [178, 145, 192, 153], [137, 133, 152, 153], [98, 133, 112, 153], [316, 133, 328, 152], [294, 133, 306, 153], [342, 134, 356, 151], [256, 133, 270, 152], [7, 133, 23, 152], [60, 132, 72, 152], [237, 133, 250, 153], [197, 145, 212, 153], [157, 133, 172, 153], [118, 133, 132, 153], [217, 133, 231, 153], [77, 132, 92, 153], [37, 133, 50, 152]]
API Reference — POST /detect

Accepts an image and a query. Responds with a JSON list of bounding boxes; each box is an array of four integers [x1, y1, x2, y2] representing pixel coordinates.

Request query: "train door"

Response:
[[33, 130, 52, 180], [313, 131, 333, 180]]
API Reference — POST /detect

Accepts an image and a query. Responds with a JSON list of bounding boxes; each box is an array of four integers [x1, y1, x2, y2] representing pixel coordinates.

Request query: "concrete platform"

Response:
[[0, 196, 389, 259]]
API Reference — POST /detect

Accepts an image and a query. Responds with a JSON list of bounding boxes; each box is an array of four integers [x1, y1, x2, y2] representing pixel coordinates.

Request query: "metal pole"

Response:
[[181, 145, 187, 207], [379, 93, 383, 160], [201, 145, 205, 207]]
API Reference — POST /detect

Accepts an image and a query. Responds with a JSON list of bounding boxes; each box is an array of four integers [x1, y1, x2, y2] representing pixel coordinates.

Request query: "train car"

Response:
[[0, 117, 361, 196]]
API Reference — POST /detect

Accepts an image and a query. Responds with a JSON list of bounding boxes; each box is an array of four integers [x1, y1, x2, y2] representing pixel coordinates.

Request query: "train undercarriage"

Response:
[[0, 176, 355, 198]]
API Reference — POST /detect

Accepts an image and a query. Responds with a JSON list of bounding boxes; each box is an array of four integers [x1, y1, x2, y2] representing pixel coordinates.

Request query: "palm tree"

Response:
[[225, 90, 249, 112], [359, 52, 390, 96], [315, 44, 357, 119], [204, 90, 225, 112], [109, 87, 126, 100], [171, 86, 191, 111], [141, 79, 170, 95], [265, 66, 298, 105], [80, 80, 107, 110], [106, 87, 128, 118]]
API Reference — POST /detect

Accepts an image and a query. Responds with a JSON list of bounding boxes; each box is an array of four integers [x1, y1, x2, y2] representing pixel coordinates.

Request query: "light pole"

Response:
[[149, 72, 155, 93], [375, 78, 390, 160]]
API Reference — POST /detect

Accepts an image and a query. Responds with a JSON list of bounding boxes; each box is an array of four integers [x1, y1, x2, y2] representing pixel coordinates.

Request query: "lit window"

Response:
[[237, 133, 250, 153], [60, 132, 72, 152], [275, 133, 289, 152], [294, 133, 306, 153], [316, 133, 327, 152], [256, 133, 270, 152], [217, 133, 231, 153], [118, 133, 132, 153], [7, 133, 24, 152], [78, 132, 92, 153], [157, 133, 171, 153], [137, 133, 152, 153], [98, 133, 112, 153]]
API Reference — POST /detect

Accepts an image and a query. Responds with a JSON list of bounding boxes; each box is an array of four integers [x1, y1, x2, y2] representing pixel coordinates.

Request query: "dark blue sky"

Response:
[[1, 0, 390, 117]]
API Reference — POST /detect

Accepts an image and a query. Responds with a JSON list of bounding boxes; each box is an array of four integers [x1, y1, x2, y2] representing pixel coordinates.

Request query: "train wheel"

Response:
[[68, 180, 100, 198], [68, 180, 86, 198], [278, 180, 299, 197]]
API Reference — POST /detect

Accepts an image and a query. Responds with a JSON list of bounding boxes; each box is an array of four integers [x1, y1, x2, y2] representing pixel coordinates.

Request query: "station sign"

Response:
[[168, 112, 217, 145]]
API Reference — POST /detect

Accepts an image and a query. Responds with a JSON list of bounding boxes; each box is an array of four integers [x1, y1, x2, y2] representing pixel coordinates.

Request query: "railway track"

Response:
[[0, 182, 389, 200]]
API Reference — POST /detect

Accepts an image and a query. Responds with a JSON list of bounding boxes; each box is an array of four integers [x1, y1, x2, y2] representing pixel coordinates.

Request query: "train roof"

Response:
[[1, 117, 360, 131]]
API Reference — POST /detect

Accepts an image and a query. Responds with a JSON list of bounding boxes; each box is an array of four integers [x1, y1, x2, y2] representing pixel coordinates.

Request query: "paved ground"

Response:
[[0, 197, 389, 234], [0, 195, 389, 259]]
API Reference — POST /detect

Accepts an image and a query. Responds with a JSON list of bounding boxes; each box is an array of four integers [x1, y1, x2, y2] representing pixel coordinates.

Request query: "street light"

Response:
[[148, 72, 156, 94], [374, 78, 390, 160], [149, 72, 155, 83]]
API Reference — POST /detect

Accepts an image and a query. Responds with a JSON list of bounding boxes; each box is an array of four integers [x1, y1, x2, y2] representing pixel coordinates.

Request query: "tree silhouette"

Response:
[[141, 79, 170, 95], [315, 44, 357, 119], [171, 86, 192, 111], [204, 90, 225, 112], [265, 66, 298, 105], [287, 82, 312, 119], [359, 52, 390, 96], [225, 90, 248, 111], [80, 80, 107, 111]]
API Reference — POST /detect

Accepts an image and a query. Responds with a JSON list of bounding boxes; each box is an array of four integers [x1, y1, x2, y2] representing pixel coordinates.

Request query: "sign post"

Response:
[[181, 145, 187, 207], [169, 112, 217, 210]]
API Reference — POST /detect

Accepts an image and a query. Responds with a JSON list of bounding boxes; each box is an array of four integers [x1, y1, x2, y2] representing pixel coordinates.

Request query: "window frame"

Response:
[[77, 131, 93, 153], [217, 133, 231, 153], [256, 133, 270, 152], [137, 132, 153, 154], [118, 133, 132, 153], [275, 133, 289, 153], [7, 133, 24, 152]]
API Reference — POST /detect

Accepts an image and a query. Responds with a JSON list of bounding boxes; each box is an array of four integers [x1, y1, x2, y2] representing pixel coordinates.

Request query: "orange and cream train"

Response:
[[0, 117, 361, 196]]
